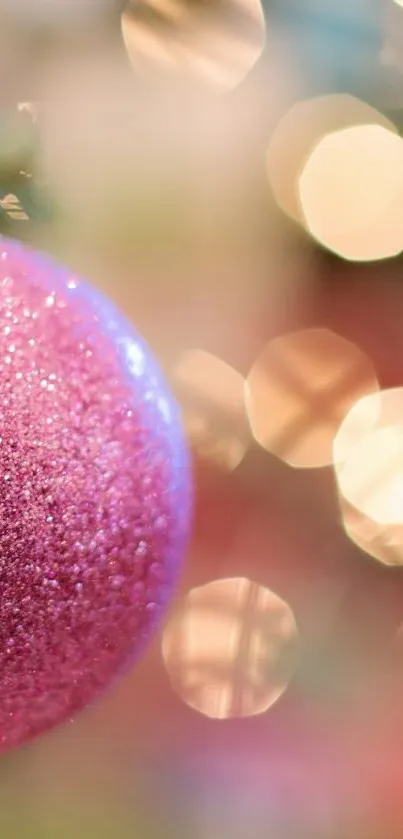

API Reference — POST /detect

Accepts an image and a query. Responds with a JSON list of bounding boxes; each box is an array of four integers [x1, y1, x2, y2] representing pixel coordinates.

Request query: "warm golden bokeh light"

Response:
[[121, 0, 265, 91], [174, 349, 249, 471], [299, 124, 403, 261], [340, 497, 403, 567], [334, 389, 403, 526], [245, 328, 379, 469], [162, 577, 298, 719], [266, 95, 397, 224]]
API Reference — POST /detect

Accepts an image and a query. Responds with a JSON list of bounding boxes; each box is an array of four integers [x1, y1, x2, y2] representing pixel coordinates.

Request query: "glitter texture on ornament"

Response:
[[0, 236, 190, 752]]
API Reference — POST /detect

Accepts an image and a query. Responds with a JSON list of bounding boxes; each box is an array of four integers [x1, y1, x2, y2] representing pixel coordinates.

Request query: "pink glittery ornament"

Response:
[[0, 236, 190, 752]]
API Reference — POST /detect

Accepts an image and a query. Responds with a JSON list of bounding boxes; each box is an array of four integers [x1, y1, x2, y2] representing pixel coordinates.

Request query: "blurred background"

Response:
[[2, 0, 403, 836]]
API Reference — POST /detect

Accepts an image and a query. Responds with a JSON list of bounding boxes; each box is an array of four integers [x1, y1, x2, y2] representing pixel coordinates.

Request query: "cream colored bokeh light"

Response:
[[340, 497, 403, 567], [299, 124, 403, 261], [334, 389, 403, 526], [266, 95, 397, 224], [121, 0, 265, 91], [245, 328, 379, 469], [162, 577, 299, 719], [174, 349, 249, 471]]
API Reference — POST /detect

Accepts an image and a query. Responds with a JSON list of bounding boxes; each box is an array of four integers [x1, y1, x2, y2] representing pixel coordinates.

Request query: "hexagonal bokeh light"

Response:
[[173, 349, 250, 471], [162, 577, 299, 719], [334, 388, 403, 527], [245, 328, 379, 469], [339, 497, 403, 568], [299, 124, 403, 261], [121, 0, 265, 91], [266, 95, 396, 225]]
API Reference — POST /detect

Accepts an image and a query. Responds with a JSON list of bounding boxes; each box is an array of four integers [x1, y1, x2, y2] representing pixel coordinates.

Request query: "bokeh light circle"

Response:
[[162, 577, 299, 719], [245, 328, 379, 469], [266, 95, 397, 225], [340, 497, 403, 568], [334, 388, 403, 526], [299, 124, 403, 261], [121, 0, 265, 91]]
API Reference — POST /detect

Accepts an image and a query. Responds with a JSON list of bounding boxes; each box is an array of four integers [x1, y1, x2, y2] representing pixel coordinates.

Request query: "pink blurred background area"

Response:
[[2, 1, 403, 837]]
